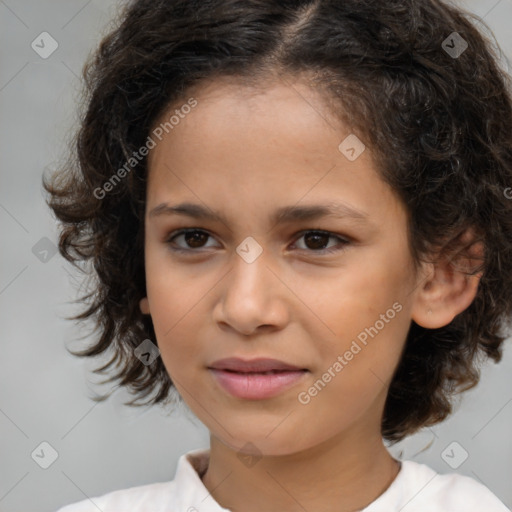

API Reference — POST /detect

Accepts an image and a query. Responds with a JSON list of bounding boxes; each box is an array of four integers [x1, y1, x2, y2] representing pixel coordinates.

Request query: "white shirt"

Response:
[[55, 448, 510, 512]]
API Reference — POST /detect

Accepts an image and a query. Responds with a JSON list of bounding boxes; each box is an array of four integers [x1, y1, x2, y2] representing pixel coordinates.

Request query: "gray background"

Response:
[[1, 1, 511, 511]]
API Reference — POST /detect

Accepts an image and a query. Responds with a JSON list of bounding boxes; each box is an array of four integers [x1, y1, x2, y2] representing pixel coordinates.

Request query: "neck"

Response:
[[201, 429, 400, 512]]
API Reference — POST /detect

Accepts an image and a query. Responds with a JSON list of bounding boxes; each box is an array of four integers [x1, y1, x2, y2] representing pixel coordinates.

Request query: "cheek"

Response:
[[306, 247, 413, 399], [316, 250, 410, 344], [144, 252, 203, 363]]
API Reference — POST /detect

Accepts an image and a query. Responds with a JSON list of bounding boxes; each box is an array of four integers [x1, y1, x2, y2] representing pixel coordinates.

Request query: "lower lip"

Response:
[[209, 369, 308, 400]]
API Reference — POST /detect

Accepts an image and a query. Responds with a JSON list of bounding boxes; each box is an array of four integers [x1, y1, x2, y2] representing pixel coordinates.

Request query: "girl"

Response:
[[45, 0, 512, 510]]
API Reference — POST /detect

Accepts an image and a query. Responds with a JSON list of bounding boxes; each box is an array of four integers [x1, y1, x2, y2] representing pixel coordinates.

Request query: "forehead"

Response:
[[145, 76, 405, 228], [149, 75, 340, 158]]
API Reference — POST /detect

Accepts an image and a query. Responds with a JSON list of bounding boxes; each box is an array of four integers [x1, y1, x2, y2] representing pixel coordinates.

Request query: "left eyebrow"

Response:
[[148, 201, 370, 225]]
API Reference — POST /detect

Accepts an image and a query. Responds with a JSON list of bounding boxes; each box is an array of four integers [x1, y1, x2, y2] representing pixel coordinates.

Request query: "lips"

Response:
[[208, 358, 309, 400], [208, 357, 306, 373]]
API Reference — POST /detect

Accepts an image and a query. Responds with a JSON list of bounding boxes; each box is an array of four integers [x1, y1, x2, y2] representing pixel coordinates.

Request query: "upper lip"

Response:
[[208, 357, 306, 373]]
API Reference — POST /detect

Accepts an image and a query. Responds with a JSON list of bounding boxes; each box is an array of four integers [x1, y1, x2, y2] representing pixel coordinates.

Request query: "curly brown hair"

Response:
[[43, 0, 512, 443]]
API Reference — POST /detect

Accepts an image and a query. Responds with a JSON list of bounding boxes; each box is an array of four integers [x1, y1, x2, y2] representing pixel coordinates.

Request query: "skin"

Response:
[[139, 75, 482, 512]]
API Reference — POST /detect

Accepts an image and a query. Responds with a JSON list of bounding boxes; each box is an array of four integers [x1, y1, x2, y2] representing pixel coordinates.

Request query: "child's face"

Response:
[[141, 76, 424, 454]]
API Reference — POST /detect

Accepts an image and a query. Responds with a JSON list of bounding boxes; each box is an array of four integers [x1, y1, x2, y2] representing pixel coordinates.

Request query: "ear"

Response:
[[139, 297, 150, 315], [411, 228, 484, 329]]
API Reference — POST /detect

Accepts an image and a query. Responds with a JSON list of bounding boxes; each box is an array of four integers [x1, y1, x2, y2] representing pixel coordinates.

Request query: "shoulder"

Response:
[[54, 480, 176, 512], [54, 448, 212, 512], [399, 460, 510, 511]]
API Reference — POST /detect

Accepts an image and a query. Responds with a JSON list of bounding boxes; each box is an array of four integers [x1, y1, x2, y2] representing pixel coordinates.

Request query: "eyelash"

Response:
[[164, 228, 350, 255]]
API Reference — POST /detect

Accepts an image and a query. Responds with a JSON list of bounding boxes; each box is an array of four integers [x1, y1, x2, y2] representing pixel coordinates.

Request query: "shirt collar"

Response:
[[172, 449, 407, 512], [360, 460, 405, 511], [172, 448, 232, 512]]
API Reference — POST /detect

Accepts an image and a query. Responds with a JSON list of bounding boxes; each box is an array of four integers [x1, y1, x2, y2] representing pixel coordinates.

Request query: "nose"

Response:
[[212, 247, 290, 337]]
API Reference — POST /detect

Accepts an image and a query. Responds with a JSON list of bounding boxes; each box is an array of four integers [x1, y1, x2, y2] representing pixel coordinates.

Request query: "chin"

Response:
[[212, 426, 314, 457]]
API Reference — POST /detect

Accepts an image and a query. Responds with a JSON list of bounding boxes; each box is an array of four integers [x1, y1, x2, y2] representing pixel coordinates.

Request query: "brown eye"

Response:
[[165, 229, 217, 251], [182, 230, 209, 248], [293, 230, 349, 254], [303, 232, 330, 250]]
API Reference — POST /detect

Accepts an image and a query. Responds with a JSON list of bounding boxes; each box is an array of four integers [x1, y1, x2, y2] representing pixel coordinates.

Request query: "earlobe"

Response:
[[411, 229, 484, 329], [139, 297, 150, 315]]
